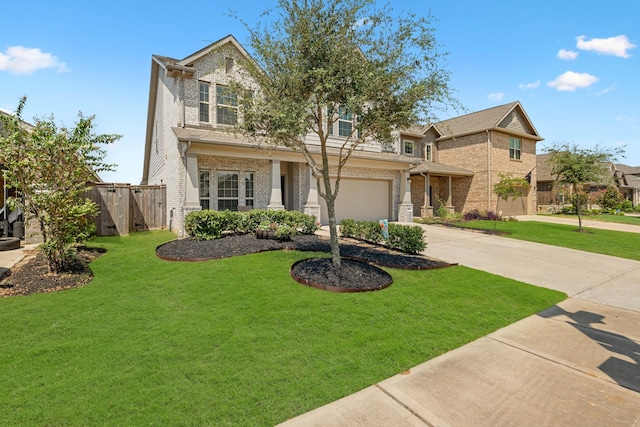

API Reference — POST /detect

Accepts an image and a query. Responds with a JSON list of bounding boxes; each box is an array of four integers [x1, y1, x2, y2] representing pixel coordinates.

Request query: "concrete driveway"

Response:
[[280, 219, 640, 426]]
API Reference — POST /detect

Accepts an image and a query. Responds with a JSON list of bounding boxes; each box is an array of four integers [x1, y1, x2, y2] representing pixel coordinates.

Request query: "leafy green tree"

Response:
[[234, 0, 458, 266], [493, 173, 530, 230], [544, 143, 623, 231], [0, 97, 119, 273]]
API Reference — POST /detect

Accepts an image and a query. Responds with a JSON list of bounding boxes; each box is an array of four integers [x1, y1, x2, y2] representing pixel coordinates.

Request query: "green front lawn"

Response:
[[540, 213, 640, 226], [0, 231, 565, 426], [460, 220, 640, 261]]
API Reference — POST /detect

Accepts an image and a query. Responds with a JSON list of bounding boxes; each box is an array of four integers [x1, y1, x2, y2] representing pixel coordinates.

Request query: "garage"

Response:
[[496, 187, 530, 216], [320, 178, 391, 224]]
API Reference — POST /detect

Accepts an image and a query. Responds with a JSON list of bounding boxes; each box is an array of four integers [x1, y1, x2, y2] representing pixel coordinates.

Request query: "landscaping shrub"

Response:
[[185, 209, 318, 240], [387, 223, 426, 253], [184, 210, 243, 240], [340, 218, 426, 254], [463, 209, 501, 221], [594, 186, 622, 211]]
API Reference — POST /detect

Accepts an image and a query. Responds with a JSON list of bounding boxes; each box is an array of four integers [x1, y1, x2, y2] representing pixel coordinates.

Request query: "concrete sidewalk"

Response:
[[279, 218, 640, 426]]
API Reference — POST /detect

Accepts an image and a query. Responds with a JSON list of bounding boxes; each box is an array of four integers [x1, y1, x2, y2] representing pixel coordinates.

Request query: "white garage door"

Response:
[[320, 179, 390, 224]]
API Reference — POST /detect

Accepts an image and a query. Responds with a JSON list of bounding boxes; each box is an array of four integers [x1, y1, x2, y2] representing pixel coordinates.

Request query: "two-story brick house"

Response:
[[142, 36, 543, 234], [141, 35, 419, 234], [406, 101, 543, 217]]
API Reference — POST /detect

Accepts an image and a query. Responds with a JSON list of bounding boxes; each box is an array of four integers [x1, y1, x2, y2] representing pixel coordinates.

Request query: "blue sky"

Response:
[[1, 0, 638, 184]]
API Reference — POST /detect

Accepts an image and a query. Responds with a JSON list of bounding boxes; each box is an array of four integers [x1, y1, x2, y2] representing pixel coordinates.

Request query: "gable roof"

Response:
[[143, 35, 253, 184], [426, 101, 543, 141]]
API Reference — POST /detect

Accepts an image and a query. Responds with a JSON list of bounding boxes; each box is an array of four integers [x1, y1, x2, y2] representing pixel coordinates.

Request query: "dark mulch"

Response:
[[0, 247, 105, 297], [157, 234, 455, 292]]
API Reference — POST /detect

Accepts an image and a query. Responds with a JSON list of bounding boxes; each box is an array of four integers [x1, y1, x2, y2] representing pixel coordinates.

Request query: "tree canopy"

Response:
[[544, 142, 623, 231], [234, 0, 458, 264]]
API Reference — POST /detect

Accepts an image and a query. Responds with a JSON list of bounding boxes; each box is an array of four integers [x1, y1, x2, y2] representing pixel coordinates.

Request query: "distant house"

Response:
[[536, 154, 639, 210], [409, 101, 542, 216]]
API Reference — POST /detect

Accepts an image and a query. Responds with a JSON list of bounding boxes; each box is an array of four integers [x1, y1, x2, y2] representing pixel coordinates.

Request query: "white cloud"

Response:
[[547, 71, 598, 91], [596, 85, 616, 95], [518, 81, 540, 90], [487, 92, 504, 101], [576, 35, 636, 58], [557, 49, 578, 60], [0, 46, 69, 75]]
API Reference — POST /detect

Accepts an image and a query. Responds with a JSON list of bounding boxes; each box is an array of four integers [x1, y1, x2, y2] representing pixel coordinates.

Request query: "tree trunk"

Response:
[[326, 195, 341, 267], [576, 189, 583, 232]]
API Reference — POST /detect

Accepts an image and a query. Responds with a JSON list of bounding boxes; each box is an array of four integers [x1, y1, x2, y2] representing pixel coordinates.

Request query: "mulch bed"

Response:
[[0, 247, 105, 297], [157, 234, 455, 292], [0, 233, 454, 297]]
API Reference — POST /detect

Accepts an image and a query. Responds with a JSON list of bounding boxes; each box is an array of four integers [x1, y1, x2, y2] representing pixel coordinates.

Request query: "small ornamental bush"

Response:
[[340, 219, 426, 254]]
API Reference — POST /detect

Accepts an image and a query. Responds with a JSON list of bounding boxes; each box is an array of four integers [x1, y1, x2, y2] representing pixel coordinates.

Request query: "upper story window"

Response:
[[509, 137, 521, 160], [216, 85, 238, 125], [338, 107, 353, 137], [425, 143, 433, 161], [403, 140, 415, 156], [199, 82, 210, 123]]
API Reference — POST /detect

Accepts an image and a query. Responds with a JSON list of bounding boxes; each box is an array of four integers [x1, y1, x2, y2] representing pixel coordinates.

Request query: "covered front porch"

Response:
[[410, 162, 474, 218]]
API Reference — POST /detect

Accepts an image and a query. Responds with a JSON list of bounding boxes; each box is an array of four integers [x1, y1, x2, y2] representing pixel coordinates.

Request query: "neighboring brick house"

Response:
[[537, 154, 640, 210], [141, 35, 418, 234], [408, 102, 542, 216]]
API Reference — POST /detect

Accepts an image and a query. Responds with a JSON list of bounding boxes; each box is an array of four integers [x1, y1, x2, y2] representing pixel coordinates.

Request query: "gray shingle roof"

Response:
[[432, 101, 520, 137]]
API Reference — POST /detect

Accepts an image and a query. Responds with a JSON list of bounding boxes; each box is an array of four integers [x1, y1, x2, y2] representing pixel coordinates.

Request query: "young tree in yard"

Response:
[[492, 173, 530, 231], [545, 143, 623, 232], [0, 97, 119, 273], [234, 0, 458, 266]]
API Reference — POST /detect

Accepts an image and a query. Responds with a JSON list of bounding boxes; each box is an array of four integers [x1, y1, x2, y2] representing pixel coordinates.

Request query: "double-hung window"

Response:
[[199, 82, 210, 123], [218, 172, 239, 211], [338, 107, 353, 137], [245, 172, 254, 207], [216, 85, 238, 125], [509, 137, 521, 160], [199, 170, 210, 210], [425, 143, 433, 161], [403, 140, 415, 156]]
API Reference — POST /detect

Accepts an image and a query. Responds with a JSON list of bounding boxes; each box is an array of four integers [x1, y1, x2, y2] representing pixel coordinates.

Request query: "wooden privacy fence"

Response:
[[88, 183, 166, 236]]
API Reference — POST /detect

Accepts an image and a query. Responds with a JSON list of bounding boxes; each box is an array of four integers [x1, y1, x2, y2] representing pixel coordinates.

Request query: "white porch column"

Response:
[[182, 151, 202, 237], [397, 170, 414, 223], [268, 159, 285, 210], [446, 176, 453, 206], [184, 152, 200, 208], [303, 165, 321, 223]]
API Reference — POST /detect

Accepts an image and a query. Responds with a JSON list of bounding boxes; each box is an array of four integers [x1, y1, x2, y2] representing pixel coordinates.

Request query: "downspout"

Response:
[[180, 70, 186, 128], [486, 130, 492, 210]]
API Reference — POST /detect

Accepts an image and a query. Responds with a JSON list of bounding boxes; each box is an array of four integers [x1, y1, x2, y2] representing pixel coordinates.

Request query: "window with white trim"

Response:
[[338, 106, 353, 137], [199, 82, 210, 123], [199, 170, 210, 210], [245, 172, 254, 207], [509, 137, 521, 160], [403, 140, 415, 156], [218, 171, 239, 211], [216, 85, 238, 125], [425, 143, 433, 161]]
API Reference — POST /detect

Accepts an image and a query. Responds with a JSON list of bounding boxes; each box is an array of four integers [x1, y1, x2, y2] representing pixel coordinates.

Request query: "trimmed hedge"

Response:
[[339, 219, 426, 254], [184, 209, 319, 241]]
